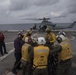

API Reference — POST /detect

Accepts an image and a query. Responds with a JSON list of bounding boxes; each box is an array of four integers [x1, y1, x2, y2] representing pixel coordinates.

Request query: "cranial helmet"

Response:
[[57, 34, 65, 41], [45, 27, 51, 32], [37, 37, 46, 45], [27, 30, 32, 34], [17, 32, 23, 38], [58, 31, 66, 36], [25, 37, 31, 43]]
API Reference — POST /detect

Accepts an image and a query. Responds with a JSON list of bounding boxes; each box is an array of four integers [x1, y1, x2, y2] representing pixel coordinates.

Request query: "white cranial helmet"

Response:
[[58, 31, 66, 36], [37, 37, 46, 45], [25, 37, 30, 43], [59, 34, 65, 41]]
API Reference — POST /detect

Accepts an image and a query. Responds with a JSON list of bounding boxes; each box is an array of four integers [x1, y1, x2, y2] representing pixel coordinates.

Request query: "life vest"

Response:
[[46, 32, 56, 43], [65, 37, 70, 42], [58, 41, 72, 61], [21, 43, 30, 62], [22, 33, 27, 41], [33, 45, 49, 69]]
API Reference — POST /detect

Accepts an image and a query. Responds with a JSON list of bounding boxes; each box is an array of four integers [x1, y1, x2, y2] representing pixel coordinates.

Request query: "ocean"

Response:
[[0, 23, 34, 31], [0, 23, 76, 31]]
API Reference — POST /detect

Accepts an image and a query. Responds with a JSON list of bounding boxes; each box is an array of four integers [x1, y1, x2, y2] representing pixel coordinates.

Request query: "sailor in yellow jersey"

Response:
[[45, 27, 56, 46], [29, 37, 61, 75], [21, 37, 33, 75], [45, 27, 58, 75], [56, 34, 72, 75], [22, 30, 32, 41], [22, 29, 38, 47]]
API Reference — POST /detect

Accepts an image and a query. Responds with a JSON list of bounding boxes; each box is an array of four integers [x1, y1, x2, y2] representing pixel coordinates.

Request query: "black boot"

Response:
[[12, 69, 17, 74]]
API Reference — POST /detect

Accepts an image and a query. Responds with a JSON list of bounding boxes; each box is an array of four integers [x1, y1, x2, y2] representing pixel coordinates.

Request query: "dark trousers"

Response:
[[33, 68, 48, 75], [22, 61, 28, 75], [0, 41, 7, 55], [46, 42, 58, 75], [56, 59, 72, 75], [22, 62, 32, 75], [48, 55, 58, 75], [13, 52, 21, 71]]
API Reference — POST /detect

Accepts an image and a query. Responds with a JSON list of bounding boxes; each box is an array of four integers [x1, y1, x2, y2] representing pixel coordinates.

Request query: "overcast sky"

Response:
[[0, 0, 76, 24]]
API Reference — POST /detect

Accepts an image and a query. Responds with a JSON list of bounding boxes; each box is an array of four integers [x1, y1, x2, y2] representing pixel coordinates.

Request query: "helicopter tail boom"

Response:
[[68, 21, 76, 28]]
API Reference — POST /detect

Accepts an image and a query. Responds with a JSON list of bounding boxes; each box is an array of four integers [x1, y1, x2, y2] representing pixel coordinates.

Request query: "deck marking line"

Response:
[[0, 48, 14, 61], [5, 42, 13, 44], [0, 33, 38, 61]]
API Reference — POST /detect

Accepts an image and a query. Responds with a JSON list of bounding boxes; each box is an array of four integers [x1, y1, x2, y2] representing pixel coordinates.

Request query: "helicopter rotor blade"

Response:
[[21, 17, 50, 20], [21, 18, 40, 20]]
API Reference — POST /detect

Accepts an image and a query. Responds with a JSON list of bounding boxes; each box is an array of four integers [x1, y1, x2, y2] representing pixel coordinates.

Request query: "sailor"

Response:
[[45, 27, 56, 47], [22, 30, 32, 42], [21, 37, 33, 75], [56, 34, 72, 75], [0, 32, 8, 55], [29, 37, 61, 75], [23, 29, 38, 47], [45, 27, 57, 75], [12, 32, 24, 74]]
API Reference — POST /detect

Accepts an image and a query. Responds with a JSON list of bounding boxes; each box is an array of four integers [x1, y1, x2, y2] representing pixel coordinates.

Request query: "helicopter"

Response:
[[22, 17, 76, 31], [22, 17, 56, 31]]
